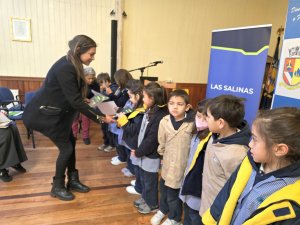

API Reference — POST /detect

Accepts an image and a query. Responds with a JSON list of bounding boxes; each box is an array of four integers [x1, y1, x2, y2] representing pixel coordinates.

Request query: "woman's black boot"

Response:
[[67, 170, 90, 193], [51, 176, 75, 201]]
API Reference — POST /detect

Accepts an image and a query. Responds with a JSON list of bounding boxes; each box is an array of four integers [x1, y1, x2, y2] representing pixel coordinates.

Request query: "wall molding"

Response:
[[0, 76, 207, 107]]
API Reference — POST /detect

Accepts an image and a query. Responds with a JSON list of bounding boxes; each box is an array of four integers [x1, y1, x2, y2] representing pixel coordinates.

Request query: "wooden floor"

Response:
[[0, 121, 152, 225]]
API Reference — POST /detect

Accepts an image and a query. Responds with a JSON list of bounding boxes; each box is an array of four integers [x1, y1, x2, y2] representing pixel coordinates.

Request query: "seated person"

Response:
[[0, 111, 27, 182]]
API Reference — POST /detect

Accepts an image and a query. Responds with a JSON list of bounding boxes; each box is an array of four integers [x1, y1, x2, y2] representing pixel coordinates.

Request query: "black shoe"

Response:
[[83, 138, 91, 145], [12, 164, 26, 173], [0, 169, 13, 182], [67, 180, 90, 193], [51, 176, 75, 201], [67, 170, 90, 193], [51, 186, 75, 201]]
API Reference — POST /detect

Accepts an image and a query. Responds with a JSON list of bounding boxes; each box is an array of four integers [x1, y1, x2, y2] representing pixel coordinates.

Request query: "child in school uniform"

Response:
[[179, 100, 211, 225], [202, 107, 300, 225], [116, 79, 145, 191], [151, 89, 195, 225], [96, 72, 118, 151], [131, 82, 169, 214], [102, 69, 133, 165], [199, 95, 251, 216], [71, 66, 99, 145]]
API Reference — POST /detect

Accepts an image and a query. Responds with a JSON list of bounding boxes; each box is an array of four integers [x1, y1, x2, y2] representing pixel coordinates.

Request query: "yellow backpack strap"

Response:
[[117, 115, 129, 127], [218, 156, 252, 225], [128, 107, 145, 120], [187, 132, 212, 173], [118, 107, 145, 127], [202, 208, 217, 225]]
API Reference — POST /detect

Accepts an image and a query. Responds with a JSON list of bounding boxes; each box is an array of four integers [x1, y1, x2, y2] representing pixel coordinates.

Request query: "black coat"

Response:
[[0, 122, 27, 169], [135, 105, 169, 159], [22, 56, 102, 141], [121, 109, 144, 150]]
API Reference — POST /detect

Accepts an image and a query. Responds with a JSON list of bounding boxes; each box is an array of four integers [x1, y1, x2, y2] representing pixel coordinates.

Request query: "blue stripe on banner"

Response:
[[272, 94, 300, 108]]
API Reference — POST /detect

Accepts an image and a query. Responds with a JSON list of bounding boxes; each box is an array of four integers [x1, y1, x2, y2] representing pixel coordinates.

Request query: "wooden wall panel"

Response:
[[0, 76, 207, 107], [176, 83, 207, 108], [0, 76, 44, 102]]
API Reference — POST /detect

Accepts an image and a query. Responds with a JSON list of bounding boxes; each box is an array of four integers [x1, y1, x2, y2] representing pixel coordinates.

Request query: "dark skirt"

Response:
[[0, 123, 28, 169]]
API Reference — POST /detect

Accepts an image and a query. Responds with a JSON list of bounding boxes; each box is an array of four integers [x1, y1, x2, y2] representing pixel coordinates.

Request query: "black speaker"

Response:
[[111, 20, 117, 82], [140, 76, 158, 83]]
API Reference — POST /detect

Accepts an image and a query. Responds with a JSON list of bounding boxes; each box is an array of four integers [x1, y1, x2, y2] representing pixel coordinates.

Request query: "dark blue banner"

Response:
[[206, 25, 272, 125]]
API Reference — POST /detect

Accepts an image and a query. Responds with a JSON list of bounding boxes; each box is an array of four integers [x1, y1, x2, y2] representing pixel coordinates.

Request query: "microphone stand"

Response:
[[129, 63, 159, 77]]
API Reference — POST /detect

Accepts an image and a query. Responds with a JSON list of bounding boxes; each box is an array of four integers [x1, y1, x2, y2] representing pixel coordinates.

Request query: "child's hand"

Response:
[[106, 85, 112, 95], [131, 149, 136, 157], [116, 112, 125, 118], [103, 115, 116, 123]]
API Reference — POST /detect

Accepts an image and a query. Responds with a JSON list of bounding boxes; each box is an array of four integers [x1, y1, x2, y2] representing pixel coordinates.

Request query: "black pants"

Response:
[[101, 123, 114, 146], [51, 132, 76, 178], [133, 165, 142, 194], [140, 168, 158, 209], [125, 147, 134, 174], [159, 178, 182, 222], [100, 123, 109, 146], [112, 134, 127, 162], [183, 203, 203, 225]]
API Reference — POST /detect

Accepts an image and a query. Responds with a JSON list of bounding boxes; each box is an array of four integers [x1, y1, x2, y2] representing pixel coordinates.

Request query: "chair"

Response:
[[0, 87, 23, 111], [24, 91, 36, 148], [1, 90, 36, 148]]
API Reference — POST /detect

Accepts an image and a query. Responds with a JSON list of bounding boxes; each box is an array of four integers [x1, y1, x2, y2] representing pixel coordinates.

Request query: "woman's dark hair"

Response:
[[67, 35, 97, 97], [126, 79, 144, 109], [253, 107, 300, 163], [114, 69, 133, 90]]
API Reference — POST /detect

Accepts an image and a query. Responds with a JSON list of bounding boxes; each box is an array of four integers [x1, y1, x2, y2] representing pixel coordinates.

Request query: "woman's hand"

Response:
[[0, 110, 8, 116], [84, 98, 91, 104]]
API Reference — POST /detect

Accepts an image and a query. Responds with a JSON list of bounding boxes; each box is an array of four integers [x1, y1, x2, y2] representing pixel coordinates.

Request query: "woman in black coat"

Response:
[[22, 35, 103, 201]]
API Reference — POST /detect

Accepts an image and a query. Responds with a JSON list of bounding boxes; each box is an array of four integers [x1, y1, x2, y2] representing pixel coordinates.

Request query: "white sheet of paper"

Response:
[[0, 112, 11, 123], [91, 89, 102, 96], [97, 101, 118, 115]]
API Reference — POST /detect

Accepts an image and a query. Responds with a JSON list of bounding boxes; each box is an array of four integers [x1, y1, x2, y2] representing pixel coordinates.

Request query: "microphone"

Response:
[[150, 60, 163, 65]]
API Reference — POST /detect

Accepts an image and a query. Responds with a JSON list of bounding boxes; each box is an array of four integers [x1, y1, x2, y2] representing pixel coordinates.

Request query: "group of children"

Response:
[[76, 66, 300, 225]]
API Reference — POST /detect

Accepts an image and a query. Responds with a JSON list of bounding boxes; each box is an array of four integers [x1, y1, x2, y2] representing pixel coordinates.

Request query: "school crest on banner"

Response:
[[281, 58, 300, 88]]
